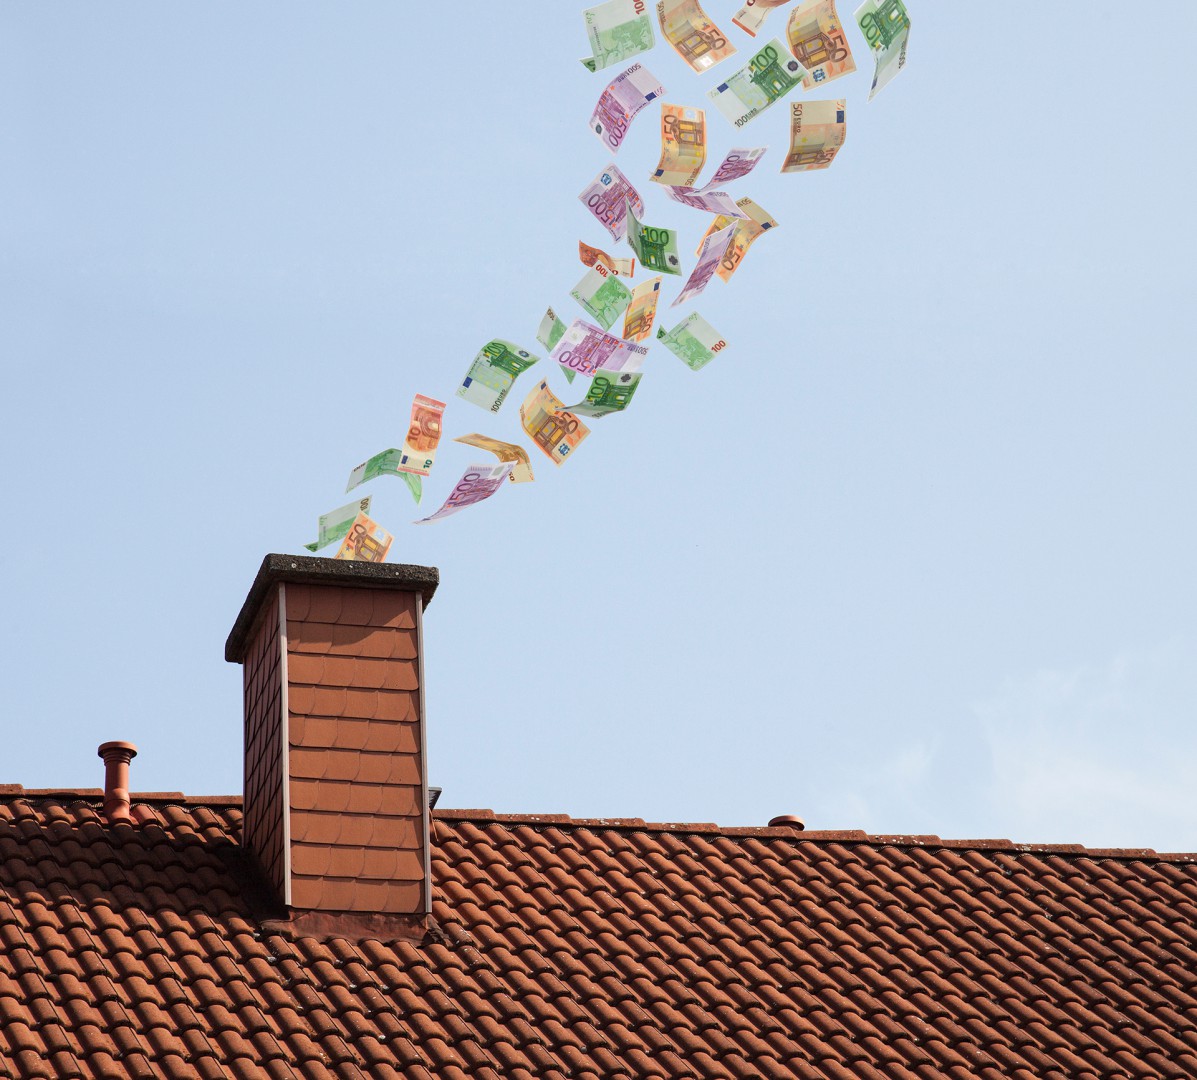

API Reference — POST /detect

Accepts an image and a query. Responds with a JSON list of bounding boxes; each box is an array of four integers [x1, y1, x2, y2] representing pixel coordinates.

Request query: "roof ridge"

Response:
[[0, 786, 243, 807], [3, 791, 1194, 862], [428, 809, 1197, 862]]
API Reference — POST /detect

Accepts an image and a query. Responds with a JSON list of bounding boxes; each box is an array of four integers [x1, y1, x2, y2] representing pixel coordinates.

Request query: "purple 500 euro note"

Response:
[[579, 164, 644, 241], [550, 319, 649, 378], [590, 63, 666, 151]]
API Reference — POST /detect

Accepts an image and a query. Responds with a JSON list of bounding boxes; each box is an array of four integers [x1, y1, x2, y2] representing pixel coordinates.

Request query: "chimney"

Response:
[[225, 554, 438, 936], [97, 741, 138, 824]]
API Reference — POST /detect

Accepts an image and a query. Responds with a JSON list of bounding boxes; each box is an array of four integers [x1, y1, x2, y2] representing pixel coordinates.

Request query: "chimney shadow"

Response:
[[0, 805, 286, 924]]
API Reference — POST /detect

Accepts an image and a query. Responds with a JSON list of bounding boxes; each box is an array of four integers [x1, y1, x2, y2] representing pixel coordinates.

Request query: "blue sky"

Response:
[[3, 4, 1195, 850]]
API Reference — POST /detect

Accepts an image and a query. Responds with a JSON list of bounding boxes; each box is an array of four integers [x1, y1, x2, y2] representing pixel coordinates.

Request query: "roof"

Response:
[[3, 791, 1197, 1079]]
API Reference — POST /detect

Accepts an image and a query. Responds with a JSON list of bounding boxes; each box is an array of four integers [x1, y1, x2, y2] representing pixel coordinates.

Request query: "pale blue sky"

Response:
[[2, 4, 1195, 850]]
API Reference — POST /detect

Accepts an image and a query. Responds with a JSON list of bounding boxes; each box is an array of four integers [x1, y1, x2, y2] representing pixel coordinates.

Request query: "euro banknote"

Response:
[[581, 0, 656, 72], [707, 38, 807, 128], [414, 462, 514, 524], [550, 318, 649, 378], [520, 381, 591, 465], [663, 146, 766, 216], [622, 276, 663, 342], [782, 99, 846, 172], [579, 163, 645, 241], [454, 434, 535, 484], [590, 62, 666, 150], [657, 312, 727, 370], [697, 196, 779, 281], [570, 370, 644, 418], [537, 307, 568, 353], [787, 0, 856, 86], [672, 222, 736, 306], [456, 339, 539, 414], [665, 185, 751, 217], [536, 308, 575, 384], [571, 265, 633, 331], [855, 0, 909, 100], [304, 497, 372, 552], [732, 0, 795, 36], [397, 394, 446, 476], [334, 512, 393, 563], [625, 201, 681, 275], [346, 448, 404, 493], [651, 104, 706, 188], [703, 145, 770, 187], [580, 241, 635, 277], [657, 0, 737, 71], [401, 473, 422, 504]]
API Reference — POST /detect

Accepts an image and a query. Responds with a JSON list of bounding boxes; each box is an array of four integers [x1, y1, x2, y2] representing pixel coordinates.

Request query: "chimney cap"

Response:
[[768, 814, 806, 830], [97, 741, 138, 761], [226, 553, 440, 663]]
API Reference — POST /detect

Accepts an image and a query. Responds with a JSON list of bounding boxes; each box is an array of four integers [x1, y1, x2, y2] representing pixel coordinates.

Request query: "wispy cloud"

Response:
[[970, 639, 1197, 851]]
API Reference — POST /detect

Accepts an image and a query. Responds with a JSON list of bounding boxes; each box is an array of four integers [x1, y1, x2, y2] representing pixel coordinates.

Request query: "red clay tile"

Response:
[[5, 795, 1197, 1077]]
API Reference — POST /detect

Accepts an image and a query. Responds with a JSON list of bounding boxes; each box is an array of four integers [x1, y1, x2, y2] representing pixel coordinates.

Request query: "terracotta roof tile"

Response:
[[4, 797, 1197, 1076]]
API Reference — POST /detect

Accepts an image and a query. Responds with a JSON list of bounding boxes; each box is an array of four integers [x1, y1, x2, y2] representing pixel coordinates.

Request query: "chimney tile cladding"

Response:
[[283, 582, 426, 912]]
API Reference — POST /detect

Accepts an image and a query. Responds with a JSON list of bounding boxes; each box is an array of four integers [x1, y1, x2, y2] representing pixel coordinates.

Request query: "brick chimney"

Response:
[[225, 554, 438, 937]]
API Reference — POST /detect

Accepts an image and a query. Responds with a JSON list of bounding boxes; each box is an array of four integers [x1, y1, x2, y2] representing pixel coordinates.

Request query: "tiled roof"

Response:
[[3, 791, 1197, 1079]]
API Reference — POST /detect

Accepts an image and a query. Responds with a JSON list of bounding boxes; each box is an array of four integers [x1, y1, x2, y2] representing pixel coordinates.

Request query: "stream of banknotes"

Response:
[[306, 0, 912, 561]]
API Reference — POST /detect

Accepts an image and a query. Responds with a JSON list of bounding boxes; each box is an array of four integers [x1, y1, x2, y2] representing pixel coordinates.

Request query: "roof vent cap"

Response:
[[768, 814, 805, 830], [97, 741, 138, 825]]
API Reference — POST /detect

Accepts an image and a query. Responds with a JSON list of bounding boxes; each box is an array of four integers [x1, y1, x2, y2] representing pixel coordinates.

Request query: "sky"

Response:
[[2, 4, 1195, 851]]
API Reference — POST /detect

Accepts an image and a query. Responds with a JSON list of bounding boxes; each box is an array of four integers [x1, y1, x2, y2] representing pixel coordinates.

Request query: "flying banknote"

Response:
[[397, 394, 446, 476], [571, 265, 633, 331], [334, 512, 393, 563], [625, 201, 682, 275], [657, 0, 737, 71], [781, 99, 846, 172], [305, 497, 372, 552], [651, 103, 706, 188], [454, 434, 535, 484], [580, 241, 635, 277], [579, 163, 645, 241], [707, 38, 807, 127], [550, 318, 649, 378], [787, 0, 856, 86], [855, 0, 910, 99], [590, 62, 666, 150], [581, 0, 656, 72], [414, 462, 514, 524], [570, 370, 644, 418], [657, 313, 727, 371], [456, 339, 539, 413], [520, 381, 591, 465]]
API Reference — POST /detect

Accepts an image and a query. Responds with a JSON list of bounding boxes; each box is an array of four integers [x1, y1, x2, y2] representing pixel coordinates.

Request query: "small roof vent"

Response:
[[768, 814, 805, 830]]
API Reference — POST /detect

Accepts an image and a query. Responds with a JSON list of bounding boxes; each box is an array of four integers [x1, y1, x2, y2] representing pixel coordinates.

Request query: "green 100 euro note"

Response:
[[346, 448, 403, 493], [570, 265, 632, 331], [581, 0, 655, 72], [569, 370, 643, 418], [625, 201, 681, 275], [707, 38, 807, 128], [657, 312, 727, 371], [456, 339, 539, 414], [305, 497, 371, 551], [855, 0, 910, 100]]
